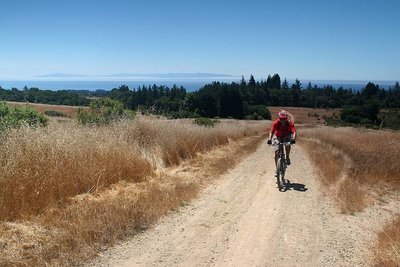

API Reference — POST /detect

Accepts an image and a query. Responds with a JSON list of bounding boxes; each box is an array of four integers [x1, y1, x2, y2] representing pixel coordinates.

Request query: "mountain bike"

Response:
[[275, 141, 292, 192]]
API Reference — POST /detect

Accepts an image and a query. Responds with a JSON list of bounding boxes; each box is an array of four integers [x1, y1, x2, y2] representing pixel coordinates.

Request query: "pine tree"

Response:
[[248, 75, 256, 87], [240, 76, 246, 87], [282, 78, 289, 90], [271, 74, 281, 89]]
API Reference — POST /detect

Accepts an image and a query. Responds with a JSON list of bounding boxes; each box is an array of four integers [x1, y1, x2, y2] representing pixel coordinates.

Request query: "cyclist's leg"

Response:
[[283, 135, 291, 164], [272, 137, 279, 176], [273, 137, 281, 166], [285, 145, 291, 158]]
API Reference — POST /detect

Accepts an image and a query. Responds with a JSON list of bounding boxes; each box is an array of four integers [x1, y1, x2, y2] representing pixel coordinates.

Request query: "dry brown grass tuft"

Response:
[[301, 127, 400, 213], [374, 216, 400, 266], [301, 139, 346, 186], [301, 136, 366, 213], [0, 116, 268, 266]]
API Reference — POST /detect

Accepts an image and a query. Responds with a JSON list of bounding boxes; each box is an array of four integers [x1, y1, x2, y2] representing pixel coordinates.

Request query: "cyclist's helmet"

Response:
[[278, 110, 288, 119]]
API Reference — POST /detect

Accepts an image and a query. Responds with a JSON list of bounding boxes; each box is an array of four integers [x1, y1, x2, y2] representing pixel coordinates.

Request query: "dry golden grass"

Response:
[[300, 134, 365, 213], [300, 126, 400, 266], [0, 123, 154, 221], [0, 116, 268, 266], [301, 127, 400, 193], [127, 117, 263, 168]]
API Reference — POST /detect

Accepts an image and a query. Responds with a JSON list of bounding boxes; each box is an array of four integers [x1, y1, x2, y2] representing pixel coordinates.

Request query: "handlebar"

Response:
[[278, 142, 293, 145], [267, 141, 295, 146]]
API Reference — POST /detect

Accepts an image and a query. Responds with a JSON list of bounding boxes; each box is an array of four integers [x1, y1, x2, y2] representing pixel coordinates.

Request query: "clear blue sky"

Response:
[[0, 0, 399, 80]]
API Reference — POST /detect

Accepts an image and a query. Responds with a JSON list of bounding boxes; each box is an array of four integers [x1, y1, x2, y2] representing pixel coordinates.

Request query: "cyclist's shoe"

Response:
[[274, 172, 278, 177], [286, 157, 291, 165]]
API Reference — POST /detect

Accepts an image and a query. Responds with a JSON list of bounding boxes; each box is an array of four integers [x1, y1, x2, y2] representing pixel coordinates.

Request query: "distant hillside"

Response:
[[37, 73, 89, 78], [36, 72, 239, 79]]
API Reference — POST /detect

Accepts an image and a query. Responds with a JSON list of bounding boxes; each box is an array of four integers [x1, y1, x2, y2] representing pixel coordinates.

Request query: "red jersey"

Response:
[[271, 119, 296, 138]]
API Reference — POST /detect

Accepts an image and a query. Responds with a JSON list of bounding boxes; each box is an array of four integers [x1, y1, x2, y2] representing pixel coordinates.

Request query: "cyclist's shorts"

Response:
[[272, 135, 291, 151]]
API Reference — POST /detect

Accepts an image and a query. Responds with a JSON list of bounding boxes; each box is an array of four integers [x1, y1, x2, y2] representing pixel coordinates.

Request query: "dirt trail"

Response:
[[89, 143, 399, 267]]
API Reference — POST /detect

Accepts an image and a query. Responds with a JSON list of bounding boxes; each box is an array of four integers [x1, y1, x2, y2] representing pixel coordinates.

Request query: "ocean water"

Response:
[[0, 79, 397, 92], [309, 80, 397, 91], [0, 79, 222, 92]]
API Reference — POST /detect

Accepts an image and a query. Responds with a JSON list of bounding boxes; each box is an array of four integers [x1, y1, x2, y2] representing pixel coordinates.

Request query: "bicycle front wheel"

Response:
[[276, 158, 285, 191]]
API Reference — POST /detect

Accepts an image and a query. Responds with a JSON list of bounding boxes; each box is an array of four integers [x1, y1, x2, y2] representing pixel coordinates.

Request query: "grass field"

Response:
[[0, 116, 268, 266], [7, 101, 86, 118]]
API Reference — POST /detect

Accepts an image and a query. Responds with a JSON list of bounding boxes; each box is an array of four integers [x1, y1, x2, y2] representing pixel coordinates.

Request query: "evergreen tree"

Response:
[[290, 79, 302, 106], [282, 78, 289, 90], [218, 86, 244, 119], [271, 74, 281, 89], [248, 75, 256, 87], [362, 82, 379, 99], [240, 76, 246, 87], [307, 81, 312, 90], [266, 75, 273, 89]]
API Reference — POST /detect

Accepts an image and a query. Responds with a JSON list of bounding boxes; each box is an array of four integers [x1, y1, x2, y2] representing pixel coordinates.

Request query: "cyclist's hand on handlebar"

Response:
[[290, 139, 296, 144], [267, 139, 272, 145]]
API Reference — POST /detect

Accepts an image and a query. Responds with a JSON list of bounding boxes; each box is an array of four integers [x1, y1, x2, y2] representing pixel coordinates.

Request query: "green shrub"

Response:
[[167, 110, 200, 119], [245, 113, 264, 120], [0, 102, 48, 131], [343, 115, 362, 124], [194, 117, 214, 127], [247, 105, 271, 120], [77, 98, 132, 125], [325, 116, 352, 127], [360, 118, 373, 125], [44, 110, 67, 117], [380, 109, 400, 130]]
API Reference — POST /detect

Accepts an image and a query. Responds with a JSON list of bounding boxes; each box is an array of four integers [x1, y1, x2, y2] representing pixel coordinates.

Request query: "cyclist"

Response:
[[267, 110, 297, 168]]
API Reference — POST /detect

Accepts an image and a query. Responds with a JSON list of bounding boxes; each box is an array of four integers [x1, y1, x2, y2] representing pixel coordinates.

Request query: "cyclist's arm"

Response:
[[290, 122, 297, 141], [268, 130, 275, 141], [269, 120, 279, 141]]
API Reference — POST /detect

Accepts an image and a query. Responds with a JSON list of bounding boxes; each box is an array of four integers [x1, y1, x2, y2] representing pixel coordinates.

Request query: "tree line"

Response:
[[104, 74, 400, 124], [0, 86, 90, 106], [1, 75, 400, 126]]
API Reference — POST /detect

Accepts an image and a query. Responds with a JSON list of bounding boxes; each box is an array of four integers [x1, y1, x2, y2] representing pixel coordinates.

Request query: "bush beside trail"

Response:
[[0, 101, 48, 131], [77, 98, 134, 125]]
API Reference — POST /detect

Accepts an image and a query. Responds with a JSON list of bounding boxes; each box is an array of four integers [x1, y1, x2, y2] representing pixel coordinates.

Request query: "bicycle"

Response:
[[275, 141, 293, 192]]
